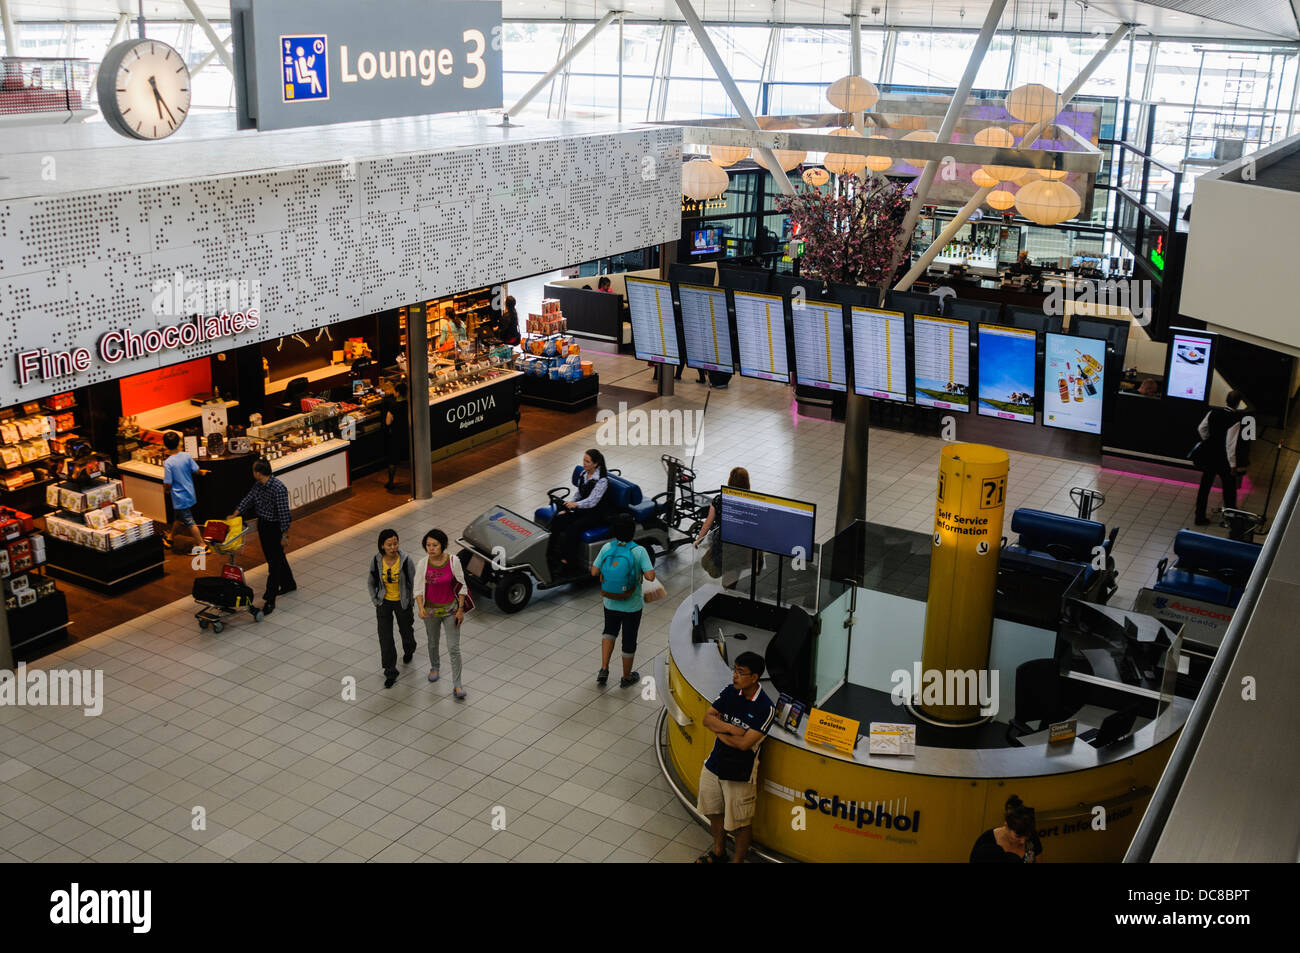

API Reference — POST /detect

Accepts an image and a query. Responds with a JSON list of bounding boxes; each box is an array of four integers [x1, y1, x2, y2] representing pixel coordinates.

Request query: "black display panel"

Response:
[[912, 315, 971, 412], [732, 290, 790, 383], [719, 486, 816, 559], [678, 283, 734, 373], [977, 323, 1037, 423], [850, 306, 909, 403], [790, 300, 847, 392], [624, 276, 680, 364]]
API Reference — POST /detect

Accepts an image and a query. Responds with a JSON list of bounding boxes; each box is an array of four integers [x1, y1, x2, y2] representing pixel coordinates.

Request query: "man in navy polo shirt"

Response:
[[696, 651, 775, 863]]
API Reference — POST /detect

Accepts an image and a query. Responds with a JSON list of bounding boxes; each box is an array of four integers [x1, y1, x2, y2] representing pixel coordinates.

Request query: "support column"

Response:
[[87, 13, 131, 105], [508, 12, 616, 119], [834, 391, 870, 532], [409, 305, 432, 500], [1, 0, 19, 57], [181, 0, 234, 72], [674, 0, 796, 196]]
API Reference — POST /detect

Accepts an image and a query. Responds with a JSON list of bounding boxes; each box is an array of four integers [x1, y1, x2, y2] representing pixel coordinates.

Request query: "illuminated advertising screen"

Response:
[[912, 315, 970, 412], [850, 307, 908, 402], [976, 324, 1037, 423], [1166, 330, 1213, 402], [1043, 332, 1105, 434], [791, 300, 847, 391]]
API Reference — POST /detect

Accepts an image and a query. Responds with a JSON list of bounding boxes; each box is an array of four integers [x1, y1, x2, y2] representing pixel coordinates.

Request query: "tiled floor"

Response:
[[0, 360, 1291, 862]]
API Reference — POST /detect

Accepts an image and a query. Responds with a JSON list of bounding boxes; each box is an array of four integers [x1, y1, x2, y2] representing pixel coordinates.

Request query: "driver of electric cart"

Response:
[[546, 448, 612, 572]]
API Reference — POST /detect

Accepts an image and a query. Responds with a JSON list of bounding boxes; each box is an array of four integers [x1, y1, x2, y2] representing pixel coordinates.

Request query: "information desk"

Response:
[[118, 439, 351, 523], [661, 584, 1190, 862], [429, 371, 521, 462]]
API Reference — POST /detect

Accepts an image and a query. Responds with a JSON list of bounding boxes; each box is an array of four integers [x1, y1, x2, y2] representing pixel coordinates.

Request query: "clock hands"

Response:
[[146, 74, 178, 126]]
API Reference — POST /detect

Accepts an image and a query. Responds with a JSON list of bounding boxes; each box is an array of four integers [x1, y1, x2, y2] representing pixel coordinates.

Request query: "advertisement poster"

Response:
[[913, 315, 970, 412], [977, 324, 1036, 423], [1043, 332, 1105, 434], [1166, 331, 1213, 401]]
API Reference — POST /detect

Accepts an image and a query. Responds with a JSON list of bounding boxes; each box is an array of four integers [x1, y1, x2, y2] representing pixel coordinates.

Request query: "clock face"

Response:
[[99, 39, 191, 140]]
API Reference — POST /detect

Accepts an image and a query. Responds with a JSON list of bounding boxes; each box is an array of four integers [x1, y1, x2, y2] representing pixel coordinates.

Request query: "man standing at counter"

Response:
[[231, 458, 297, 616], [696, 652, 775, 864], [162, 431, 209, 553]]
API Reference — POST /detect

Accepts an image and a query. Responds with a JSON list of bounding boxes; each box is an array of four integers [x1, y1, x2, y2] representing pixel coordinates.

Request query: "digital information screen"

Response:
[[850, 306, 908, 402], [1167, 331, 1213, 402], [679, 284, 733, 372], [733, 291, 790, 382], [1043, 332, 1105, 434], [625, 277, 679, 364], [913, 315, 970, 412], [977, 324, 1037, 423], [791, 301, 847, 391], [719, 486, 816, 559]]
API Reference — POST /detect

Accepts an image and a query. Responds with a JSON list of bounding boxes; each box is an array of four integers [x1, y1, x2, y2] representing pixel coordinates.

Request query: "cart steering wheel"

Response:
[[547, 486, 572, 512]]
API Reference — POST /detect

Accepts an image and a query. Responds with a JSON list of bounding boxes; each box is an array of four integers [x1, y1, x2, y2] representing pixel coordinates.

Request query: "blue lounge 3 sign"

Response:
[[281, 35, 329, 102]]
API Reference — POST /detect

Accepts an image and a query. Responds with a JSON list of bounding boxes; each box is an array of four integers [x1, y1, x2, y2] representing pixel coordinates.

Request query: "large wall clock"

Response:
[[97, 38, 192, 140]]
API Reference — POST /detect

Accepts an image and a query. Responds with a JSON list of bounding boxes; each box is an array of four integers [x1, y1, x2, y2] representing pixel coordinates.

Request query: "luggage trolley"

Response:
[[192, 520, 263, 632]]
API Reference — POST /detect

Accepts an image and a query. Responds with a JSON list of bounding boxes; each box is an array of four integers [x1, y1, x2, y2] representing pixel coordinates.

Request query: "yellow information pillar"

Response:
[[920, 443, 1009, 723]]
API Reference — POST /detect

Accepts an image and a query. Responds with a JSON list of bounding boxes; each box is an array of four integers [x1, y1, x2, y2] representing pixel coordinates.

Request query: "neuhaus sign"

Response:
[[15, 311, 259, 387], [231, 0, 503, 132]]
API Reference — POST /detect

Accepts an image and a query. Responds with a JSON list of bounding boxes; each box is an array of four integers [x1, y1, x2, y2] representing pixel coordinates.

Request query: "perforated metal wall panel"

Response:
[[0, 127, 682, 404]]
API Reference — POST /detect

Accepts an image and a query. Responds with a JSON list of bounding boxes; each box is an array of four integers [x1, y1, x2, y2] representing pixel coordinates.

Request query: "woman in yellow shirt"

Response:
[[367, 528, 417, 688]]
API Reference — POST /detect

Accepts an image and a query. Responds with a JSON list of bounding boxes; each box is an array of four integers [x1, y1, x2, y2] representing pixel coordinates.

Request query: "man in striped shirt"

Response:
[[231, 458, 297, 615]]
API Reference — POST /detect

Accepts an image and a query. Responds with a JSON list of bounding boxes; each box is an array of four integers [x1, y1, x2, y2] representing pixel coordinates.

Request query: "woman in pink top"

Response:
[[414, 529, 469, 698]]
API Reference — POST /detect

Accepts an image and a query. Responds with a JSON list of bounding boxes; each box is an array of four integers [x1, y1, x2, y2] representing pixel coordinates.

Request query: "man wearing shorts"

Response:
[[162, 431, 209, 553], [696, 651, 775, 863]]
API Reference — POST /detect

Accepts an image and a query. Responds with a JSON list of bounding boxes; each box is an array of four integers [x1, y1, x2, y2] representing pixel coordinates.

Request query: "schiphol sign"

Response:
[[231, 0, 503, 132]]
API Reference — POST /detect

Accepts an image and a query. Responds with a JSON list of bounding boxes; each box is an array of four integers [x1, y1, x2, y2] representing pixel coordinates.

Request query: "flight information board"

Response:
[[678, 284, 734, 373], [913, 315, 970, 412], [625, 276, 679, 364], [791, 300, 847, 391], [733, 291, 790, 382], [976, 324, 1037, 423], [719, 486, 816, 559], [850, 306, 908, 402]]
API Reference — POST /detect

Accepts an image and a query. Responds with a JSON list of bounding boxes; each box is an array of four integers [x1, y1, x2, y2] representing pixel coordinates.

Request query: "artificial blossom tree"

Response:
[[775, 175, 911, 289]]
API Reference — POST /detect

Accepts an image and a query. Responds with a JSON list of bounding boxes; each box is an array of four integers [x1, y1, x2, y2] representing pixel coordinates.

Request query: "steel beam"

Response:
[[0, 0, 18, 58], [508, 12, 616, 118], [674, 0, 795, 195], [192, 35, 232, 78], [87, 13, 131, 105], [182, 0, 234, 72]]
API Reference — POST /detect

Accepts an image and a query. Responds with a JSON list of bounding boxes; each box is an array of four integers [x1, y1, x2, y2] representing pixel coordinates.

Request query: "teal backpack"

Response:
[[598, 541, 639, 600]]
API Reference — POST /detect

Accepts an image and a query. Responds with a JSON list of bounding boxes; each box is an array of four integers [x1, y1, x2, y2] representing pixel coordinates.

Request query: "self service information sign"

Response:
[[231, 0, 503, 131]]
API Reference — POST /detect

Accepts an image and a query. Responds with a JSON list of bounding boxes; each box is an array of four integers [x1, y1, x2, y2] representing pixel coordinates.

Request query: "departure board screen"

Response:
[[625, 276, 679, 364], [976, 324, 1037, 423], [733, 291, 790, 383], [791, 300, 847, 391], [850, 306, 908, 402], [678, 284, 734, 373], [912, 315, 970, 412]]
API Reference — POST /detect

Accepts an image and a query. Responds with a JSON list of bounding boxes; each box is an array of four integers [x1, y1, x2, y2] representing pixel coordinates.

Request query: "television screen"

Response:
[[691, 227, 722, 256], [977, 324, 1037, 423], [850, 306, 908, 402], [733, 290, 790, 382], [1043, 332, 1105, 434], [624, 276, 680, 365], [679, 283, 734, 373], [912, 315, 971, 412], [719, 486, 816, 559], [1165, 330, 1214, 402], [791, 300, 847, 392]]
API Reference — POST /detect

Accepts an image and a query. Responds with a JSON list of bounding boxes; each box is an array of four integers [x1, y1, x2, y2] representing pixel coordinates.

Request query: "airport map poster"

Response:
[[913, 315, 970, 412], [1043, 332, 1105, 434], [977, 324, 1036, 423]]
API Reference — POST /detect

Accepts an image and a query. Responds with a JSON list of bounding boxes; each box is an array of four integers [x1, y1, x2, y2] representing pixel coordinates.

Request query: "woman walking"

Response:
[[367, 529, 417, 689], [415, 529, 469, 699]]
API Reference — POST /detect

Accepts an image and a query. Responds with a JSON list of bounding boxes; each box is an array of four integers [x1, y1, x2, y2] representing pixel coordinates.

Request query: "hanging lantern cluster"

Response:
[[900, 129, 938, 167], [754, 148, 808, 173], [1015, 178, 1082, 225], [1006, 83, 1061, 124], [827, 74, 880, 113], [802, 167, 830, 187], [709, 144, 750, 167], [682, 158, 730, 201], [824, 127, 868, 177]]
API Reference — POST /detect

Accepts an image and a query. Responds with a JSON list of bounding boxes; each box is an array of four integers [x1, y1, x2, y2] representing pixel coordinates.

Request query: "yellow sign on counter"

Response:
[[803, 708, 860, 753]]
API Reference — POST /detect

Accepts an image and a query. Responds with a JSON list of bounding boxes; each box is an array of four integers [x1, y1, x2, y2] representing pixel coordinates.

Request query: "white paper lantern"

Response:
[[709, 144, 750, 167], [971, 168, 999, 188], [827, 75, 880, 113], [754, 148, 808, 173], [864, 135, 894, 173], [973, 126, 1015, 149], [901, 129, 938, 167], [1015, 179, 1081, 225], [1014, 168, 1043, 186], [802, 167, 830, 186], [682, 159, 730, 201], [987, 189, 1016, 211], [1006, 83, 1061, 124], [823, 127, 868, 176]]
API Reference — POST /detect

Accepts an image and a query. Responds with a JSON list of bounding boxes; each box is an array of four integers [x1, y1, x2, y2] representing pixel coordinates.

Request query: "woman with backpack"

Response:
[[591, 514, 655, 688], [414, 528, 469, 700], [367, 529, 418, 689]]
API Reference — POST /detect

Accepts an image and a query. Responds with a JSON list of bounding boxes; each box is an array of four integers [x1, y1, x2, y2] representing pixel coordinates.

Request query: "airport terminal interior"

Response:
[[1, 0, 1298, 866]]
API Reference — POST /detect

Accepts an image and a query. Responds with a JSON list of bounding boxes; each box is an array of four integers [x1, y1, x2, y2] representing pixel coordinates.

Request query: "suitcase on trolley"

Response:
[[193, 575, 255, 610]]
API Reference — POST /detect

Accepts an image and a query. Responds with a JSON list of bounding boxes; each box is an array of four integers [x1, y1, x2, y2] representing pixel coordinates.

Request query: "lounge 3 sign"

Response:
[[233, 0, 503, 132]]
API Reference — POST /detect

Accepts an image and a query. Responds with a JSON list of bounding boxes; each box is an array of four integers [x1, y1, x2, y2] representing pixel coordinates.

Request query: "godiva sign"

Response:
[[14, 311, 260, 388]]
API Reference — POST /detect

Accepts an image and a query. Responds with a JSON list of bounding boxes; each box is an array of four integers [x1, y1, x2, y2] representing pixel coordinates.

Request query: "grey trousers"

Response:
[[423, 610, 463, 688]]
